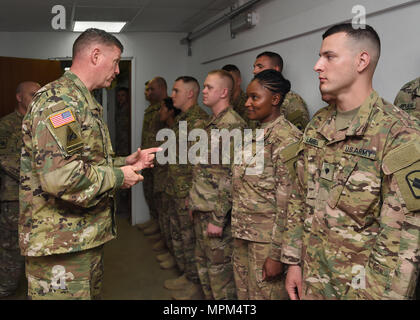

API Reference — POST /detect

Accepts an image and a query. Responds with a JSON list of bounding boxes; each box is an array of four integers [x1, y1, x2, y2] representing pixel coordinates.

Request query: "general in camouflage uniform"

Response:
[[166, 103, 208, 284], [20, 71, 127, 299], [0, 81, 40, 298], [19, 30, 155, 300], [189, 103, 245, 300], [394, 77, 420, 121]]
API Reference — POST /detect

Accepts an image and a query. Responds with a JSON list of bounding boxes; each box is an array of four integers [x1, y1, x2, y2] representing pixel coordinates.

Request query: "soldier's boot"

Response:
[[171, 283, 204, 300], [136, 219, 157, 231], [163, 274, 189, 290], [156, 252, 171, 262], [143, 223, 160, 236], [160, 256, 176, 270], [153, 239, 166, 252], [146, 233, 161, 242]]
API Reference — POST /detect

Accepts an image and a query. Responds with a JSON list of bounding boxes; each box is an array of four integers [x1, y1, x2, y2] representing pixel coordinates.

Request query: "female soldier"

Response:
[[154, 97, 181, 269], [231, 69, 302, 299]]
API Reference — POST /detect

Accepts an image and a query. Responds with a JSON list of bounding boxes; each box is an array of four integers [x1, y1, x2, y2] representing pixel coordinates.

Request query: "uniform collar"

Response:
[[207, 105, 232, 126], [259, 115, 284, 141], [145, 102, 160, 113], [317, 90, 379, 142], [63, 71, 98, 110], [175, 103, 200, 122], [15, 109, 25, 120]]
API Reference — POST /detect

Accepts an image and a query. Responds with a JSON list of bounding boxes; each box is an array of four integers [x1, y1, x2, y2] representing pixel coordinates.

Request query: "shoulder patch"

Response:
[[383, 142, 420, 212], [383, 142, 420, 174], [49, 109, 76, 128]]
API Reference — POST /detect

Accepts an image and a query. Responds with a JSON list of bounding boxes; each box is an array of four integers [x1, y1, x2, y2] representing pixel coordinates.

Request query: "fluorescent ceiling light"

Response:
[[73, 21, 127, 33]]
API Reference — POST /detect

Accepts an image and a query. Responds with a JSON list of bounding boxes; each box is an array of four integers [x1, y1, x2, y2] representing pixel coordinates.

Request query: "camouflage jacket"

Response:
[[153, 123, 170, 194], [165, 104, 209, 198], [19, 71, 126, 257], [282, 91, 420, 300], [189, 106, 246, 227], [0, 110, 24, 202], [231, 115, 301, 257], [141, 102, 163, 149], [281, 91, 310, 132], [394, 77, 420, 120]]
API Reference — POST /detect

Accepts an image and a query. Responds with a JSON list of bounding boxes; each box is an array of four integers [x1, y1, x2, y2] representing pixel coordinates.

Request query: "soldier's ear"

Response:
[[16, 93, 22, 103], [357, 50, 370, 73], [91, 47, 100, 66], [272, 93, 281, 106]]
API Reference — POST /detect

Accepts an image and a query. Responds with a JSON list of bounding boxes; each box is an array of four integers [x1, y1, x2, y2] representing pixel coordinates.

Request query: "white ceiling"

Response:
[[0, 0, 238, 32]]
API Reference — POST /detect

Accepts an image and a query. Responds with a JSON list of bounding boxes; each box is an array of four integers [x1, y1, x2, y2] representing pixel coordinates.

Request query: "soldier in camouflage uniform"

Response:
[[188, 70, 245, 300], [19, 29, 158, 300], [154, 97, 181, 269], [163, 76, 209, 300], [0, 81, 40, 297], [139, 77, 168, 236], [282, 24, 420, 300], [253, 51, 310, 131], [222, 64, 257, 129], [394, 77, 420, 120], [394, 76, 420, 299], [231, 70, 301, 300]]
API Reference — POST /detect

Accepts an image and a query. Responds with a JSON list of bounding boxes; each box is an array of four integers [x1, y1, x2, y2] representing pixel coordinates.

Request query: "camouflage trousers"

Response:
[[155, 191, 173, 254], [168, 196, 199, 283], [0, 201, 24, 297], [193, 211, 236, 300], [233, 238, 288, 300], [25, 245, 104, 300], [143, 169, 158, 220]]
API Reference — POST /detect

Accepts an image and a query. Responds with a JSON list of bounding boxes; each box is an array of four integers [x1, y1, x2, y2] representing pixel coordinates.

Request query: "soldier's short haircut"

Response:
[[256, 51, 284, 72], [72, 28, 124, 58], [175, 76, 200, 94], [222, 64, 241, 76], [151, 77, 168, 91], [162, 97, 181, 117], [208, 69, 234, 98], [253, 69, 291, 107], [322, 23, 381, 65]]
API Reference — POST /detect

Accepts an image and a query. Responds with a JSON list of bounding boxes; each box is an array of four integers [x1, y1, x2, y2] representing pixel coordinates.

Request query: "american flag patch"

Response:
[[49, 109, 75, 128]]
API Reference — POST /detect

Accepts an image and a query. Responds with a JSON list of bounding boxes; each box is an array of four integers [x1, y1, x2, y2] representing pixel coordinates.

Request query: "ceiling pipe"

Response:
[[180, 0, 263, 45]]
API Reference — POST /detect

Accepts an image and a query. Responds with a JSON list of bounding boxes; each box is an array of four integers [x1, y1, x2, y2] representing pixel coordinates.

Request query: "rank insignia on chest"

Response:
[[321, 162, 335, 181], [406, 171, 420, 199], [49, 109, 76, 128]]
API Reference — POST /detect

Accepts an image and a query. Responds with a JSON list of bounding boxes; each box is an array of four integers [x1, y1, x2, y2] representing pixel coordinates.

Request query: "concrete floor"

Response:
[[2, 214, 179, 300]]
